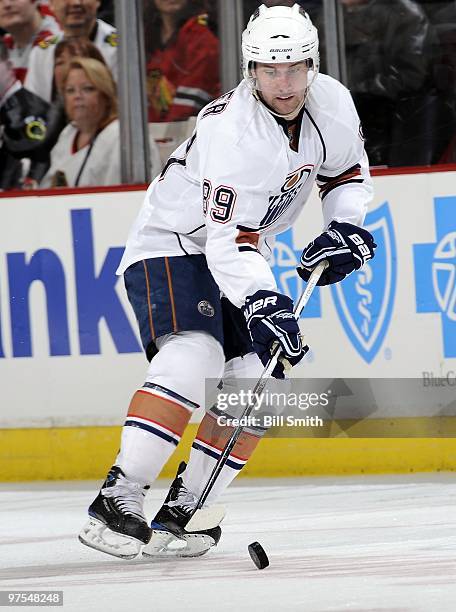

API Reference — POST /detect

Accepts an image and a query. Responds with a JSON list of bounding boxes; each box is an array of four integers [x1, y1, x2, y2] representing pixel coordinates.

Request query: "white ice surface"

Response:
[[0, 474, 455, 612]]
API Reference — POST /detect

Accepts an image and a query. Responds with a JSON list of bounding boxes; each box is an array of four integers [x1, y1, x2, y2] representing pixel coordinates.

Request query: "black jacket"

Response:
[[0, 86, 65, 189], [344, 0, 433, 100]]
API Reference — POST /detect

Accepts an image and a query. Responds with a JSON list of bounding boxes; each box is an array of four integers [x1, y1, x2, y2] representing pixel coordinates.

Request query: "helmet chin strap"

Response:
[[254, 89, 307, 121]]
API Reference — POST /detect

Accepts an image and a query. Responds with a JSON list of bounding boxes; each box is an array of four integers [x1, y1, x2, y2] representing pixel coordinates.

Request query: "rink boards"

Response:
[[0, 168, 455, 480]]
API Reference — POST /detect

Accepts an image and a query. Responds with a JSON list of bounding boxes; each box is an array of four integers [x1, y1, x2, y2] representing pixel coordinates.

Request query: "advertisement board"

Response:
[[0, 172, 455, 429]]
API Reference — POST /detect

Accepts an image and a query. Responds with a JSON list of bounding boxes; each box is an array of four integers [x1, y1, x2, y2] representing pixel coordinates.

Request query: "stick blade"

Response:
[[185, 505, 225, 532]]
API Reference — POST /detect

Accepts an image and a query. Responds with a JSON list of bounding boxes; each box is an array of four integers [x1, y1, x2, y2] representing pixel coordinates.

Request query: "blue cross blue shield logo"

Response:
[[414, 196, 456, 358], [331, 202, 397, 363]]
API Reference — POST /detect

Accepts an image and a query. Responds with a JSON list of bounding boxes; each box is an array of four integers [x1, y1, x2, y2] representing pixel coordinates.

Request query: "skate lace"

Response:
[[102, 475, 147, 520], [166, 485, 197, 514]]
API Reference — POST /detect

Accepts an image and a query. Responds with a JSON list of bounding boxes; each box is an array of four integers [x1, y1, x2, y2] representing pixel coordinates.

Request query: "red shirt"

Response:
[[146, 14, 220, 123]]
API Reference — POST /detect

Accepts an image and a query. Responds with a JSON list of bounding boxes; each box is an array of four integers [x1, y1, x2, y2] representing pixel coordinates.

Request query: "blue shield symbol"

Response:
[[331, 202, 397, 363], [270, 228, 321, 317], [414, 196, 456, 357]]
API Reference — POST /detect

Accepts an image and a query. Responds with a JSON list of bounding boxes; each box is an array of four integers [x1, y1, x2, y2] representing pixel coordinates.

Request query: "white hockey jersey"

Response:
[[24, 19, 118, 103], [117, 74, 373, 308]]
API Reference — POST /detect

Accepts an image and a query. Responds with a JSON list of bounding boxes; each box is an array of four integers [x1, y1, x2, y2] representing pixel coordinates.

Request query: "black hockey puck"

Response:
[[248, 541, 269, 569]]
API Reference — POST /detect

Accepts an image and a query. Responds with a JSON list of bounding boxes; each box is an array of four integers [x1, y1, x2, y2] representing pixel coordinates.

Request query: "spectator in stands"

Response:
[[25, 0, 117, 103], [40, 58, 160, 187], [0, 0, 61, 82], [0, 36, 60, 189], [144, 0, 220, 122], [40, 57, 119, 186], [20, 37, 106, 187], [53, 35, 104, 93], [341, 0, 437, 166]]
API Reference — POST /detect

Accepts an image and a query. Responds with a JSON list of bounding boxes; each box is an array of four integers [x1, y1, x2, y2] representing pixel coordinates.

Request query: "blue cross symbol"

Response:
[[413, 196, 456, 358]]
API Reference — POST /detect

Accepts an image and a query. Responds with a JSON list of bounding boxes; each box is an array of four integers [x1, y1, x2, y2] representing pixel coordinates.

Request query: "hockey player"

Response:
[[79, 4, 376, 560]]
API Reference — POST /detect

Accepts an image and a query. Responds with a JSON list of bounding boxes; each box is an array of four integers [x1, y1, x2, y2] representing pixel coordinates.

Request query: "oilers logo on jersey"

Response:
[[259, 165, 313, 230]]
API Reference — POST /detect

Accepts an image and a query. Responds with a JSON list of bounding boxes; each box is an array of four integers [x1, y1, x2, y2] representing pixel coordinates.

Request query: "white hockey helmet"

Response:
[[242, 4, 320, 92]]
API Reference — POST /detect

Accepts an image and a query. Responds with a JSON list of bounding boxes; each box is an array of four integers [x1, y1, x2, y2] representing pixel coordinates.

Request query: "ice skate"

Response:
[[79, 466, 151, 559], [143, 462, 223, 558]]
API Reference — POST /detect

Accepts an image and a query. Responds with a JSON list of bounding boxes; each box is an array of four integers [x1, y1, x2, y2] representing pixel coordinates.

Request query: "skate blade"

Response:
[[184, 505, 225, 532], [142, 530, 215, 558], [78, 517, 143, 560]]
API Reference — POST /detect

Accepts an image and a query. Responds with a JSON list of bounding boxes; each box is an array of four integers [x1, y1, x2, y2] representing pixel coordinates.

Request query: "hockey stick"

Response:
[[185, 260, 328, 531]]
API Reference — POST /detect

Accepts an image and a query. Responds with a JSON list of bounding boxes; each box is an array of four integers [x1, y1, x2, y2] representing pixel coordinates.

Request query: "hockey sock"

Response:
[[115, 383, 198, 485], [182, 413, 263, 504]]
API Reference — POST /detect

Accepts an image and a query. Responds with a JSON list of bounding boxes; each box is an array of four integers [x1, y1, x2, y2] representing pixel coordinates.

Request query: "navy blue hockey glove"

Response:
[[242, 290, 309, 379], [297, 221, 377, 286]]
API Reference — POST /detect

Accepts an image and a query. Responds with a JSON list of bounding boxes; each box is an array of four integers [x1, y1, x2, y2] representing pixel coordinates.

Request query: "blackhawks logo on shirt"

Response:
[[147, 69, 175, 117], [38, 35, 59, 49], [104, 32, 118, 47], [196, 14, 209, 27]]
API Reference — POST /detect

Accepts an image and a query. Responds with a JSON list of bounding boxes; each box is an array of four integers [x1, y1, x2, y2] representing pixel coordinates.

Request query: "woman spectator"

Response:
[[144, 0, 220, 122], [40, 57, 160, 187], [22, 40, 108, 188]]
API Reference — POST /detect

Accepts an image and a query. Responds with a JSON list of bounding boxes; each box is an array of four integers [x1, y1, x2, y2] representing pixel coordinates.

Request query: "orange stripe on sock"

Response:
[[142, 260, 156, 339], [135, 389, 193, 412], [128, 390, 191, 437], [164, 257, 178, 332]]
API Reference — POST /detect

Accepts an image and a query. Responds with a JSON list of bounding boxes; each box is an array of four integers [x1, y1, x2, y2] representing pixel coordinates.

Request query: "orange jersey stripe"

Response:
[[164, 257, 178, 332], [142, 260, 156, 339]]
